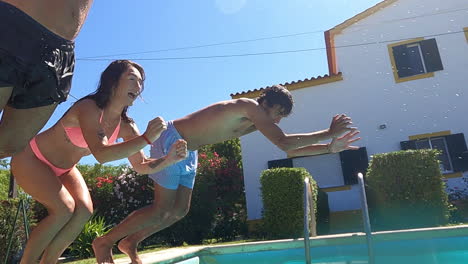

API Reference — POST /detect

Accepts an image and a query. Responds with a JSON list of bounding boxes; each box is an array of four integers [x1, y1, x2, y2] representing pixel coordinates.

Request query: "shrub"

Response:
[[92, 167, 154, 226], [0, 198, 36, 263], [69, 215, 110, 259], [260, 167, 317, 239], [366, 149, 450, 230]]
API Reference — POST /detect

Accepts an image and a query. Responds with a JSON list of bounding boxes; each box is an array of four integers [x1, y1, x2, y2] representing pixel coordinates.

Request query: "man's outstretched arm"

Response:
[[286, 129, 361, 158], [244, 100, 356, 151]]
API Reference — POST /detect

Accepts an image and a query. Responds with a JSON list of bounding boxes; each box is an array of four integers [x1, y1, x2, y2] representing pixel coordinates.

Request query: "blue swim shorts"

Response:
[[149, 121, 198, 190]]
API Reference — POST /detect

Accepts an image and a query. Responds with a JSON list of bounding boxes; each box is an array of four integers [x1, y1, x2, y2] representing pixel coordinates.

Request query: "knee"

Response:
[[74, 204, 94, 223], [147, 204, 174, 223], [52, 198, 76, 223], [171, 207, 190, 222], [148, 209, 171, 223]]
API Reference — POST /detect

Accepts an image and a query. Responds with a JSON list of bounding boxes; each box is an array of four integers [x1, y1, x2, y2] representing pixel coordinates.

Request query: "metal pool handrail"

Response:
[[303, 177, 312, 264], [357, 172, 375, 264]]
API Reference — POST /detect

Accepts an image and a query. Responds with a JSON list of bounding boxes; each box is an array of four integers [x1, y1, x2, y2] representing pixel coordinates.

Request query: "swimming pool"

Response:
[[150, 225, 468, 264]]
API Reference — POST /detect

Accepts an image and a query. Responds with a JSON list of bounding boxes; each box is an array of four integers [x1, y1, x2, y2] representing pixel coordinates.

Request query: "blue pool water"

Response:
[[172, 235, 468, 264]]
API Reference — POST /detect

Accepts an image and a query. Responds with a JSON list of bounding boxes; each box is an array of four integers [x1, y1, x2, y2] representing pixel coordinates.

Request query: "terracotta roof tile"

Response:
[[230, 72, 342, 97]]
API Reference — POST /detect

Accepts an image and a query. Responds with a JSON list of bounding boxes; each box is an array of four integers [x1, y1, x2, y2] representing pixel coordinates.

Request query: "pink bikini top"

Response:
[[61, 112, 121, 149]]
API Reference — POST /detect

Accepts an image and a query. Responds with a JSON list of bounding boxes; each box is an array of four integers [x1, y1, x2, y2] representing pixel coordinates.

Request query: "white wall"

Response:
[[293, 154, 344, 188], [241, 0, 468, 220]]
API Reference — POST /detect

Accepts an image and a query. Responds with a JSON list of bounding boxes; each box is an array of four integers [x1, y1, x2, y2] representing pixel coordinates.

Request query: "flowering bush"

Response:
[[155, 139, 247, 245], [82, 164, 153, 225], [157, 146, 247, 245]]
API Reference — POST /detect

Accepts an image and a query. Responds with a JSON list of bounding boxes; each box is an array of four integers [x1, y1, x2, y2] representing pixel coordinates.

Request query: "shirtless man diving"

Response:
[[93, 84, 361, 263]]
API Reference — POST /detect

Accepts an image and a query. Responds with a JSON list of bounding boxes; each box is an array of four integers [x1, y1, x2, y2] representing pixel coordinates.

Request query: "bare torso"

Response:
[[3, 0, 94, 40], [174, 99, 258, 150]]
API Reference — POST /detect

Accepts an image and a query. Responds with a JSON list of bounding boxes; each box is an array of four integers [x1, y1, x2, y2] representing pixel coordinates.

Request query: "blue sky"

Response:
[[42, 0, 382, 165]]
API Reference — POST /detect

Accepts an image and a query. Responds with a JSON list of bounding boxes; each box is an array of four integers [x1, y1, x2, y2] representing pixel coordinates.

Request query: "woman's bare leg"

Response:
[[40, 167, 93, 263], [11, 147, 75, 264]]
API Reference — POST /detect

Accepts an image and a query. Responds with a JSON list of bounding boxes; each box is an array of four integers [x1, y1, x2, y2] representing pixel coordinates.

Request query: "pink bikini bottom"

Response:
[[29, 137, 74, 176]]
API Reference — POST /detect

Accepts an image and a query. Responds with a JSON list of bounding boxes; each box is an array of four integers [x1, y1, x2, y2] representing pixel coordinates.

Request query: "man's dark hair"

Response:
[[256, 84, 293, 116]]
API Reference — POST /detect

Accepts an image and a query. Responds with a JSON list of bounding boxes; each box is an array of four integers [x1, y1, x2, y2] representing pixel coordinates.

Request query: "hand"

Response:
[[328, 114, 356, 138], [143, 117, 167, 143], [328, 129, 361, 153], [166, 139, 188, 164]]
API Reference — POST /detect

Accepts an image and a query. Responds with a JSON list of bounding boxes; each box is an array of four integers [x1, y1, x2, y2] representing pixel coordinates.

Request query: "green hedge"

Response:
[[260, 167, 318, 239], [366, 149, 450, 230]]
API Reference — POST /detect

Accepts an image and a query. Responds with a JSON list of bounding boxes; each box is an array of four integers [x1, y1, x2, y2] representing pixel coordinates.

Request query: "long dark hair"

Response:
[[77, 60, 145, 123]]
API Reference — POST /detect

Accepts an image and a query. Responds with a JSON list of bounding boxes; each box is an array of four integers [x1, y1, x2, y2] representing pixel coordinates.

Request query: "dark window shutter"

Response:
[[445, 133, 468, 172], [268, 158, 293, 169], [392, 45, 413, 78], [340, 147, 369, 185], [420, 38, 444, 73], [400, 140, 417, 150]]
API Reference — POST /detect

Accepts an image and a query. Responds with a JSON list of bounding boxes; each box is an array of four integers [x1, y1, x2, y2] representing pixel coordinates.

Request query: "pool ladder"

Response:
[[303, 174, 375, 264], [303, 177, 313, 264], [357, 172, 375, 264]]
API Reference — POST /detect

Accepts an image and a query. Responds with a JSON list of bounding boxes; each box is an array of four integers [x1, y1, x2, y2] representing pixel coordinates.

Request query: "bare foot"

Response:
[[92, 236, 115, 264], [118, 238, 142, 264]]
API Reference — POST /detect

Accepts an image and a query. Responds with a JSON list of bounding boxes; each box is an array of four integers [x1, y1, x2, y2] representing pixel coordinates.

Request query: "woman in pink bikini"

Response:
[[10, 60, 187, 264]]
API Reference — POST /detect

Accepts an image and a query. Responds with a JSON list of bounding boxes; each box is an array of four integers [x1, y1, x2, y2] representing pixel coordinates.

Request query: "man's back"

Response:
[[173, 98, 258, 150]]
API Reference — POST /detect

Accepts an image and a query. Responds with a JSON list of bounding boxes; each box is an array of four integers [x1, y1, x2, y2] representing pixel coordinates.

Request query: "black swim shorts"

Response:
[[0, 1, 75, 109]]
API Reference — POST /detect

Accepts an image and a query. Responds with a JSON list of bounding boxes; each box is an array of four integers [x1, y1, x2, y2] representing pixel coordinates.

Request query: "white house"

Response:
[[231, 0, 468, 232]]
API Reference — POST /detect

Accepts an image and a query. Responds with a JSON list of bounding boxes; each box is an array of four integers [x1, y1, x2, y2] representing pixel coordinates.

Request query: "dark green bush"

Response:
[[156, 157, 218, 246], [260, 167, 317, 239], [0, 198, 36, 263], [366, 149, 450, 230], [156, 150, 247, 246]]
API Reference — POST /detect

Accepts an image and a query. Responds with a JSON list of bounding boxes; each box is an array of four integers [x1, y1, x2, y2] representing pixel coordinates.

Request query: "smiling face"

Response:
[[114, 65, 143, 106]]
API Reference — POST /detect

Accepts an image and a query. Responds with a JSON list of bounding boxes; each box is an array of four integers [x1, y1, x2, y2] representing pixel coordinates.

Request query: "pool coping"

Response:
[[114, 224, 468, 264]]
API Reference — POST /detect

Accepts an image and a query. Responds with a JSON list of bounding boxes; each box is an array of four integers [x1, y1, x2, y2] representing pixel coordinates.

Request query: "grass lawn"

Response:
[[63, 239, 260, 264], [64, 245, 169, 264]]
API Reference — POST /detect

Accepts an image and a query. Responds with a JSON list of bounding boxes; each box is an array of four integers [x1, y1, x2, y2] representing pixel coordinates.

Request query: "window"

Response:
[[268, 158, 293, 169], [388, 38, 444, 83], [401, 133, 468, 174], [339, 147, 369, 185], [414, 137, 452, 173]]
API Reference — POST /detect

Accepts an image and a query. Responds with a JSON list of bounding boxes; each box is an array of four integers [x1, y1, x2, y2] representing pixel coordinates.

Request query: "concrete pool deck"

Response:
[[114, 224, 468, 264]]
